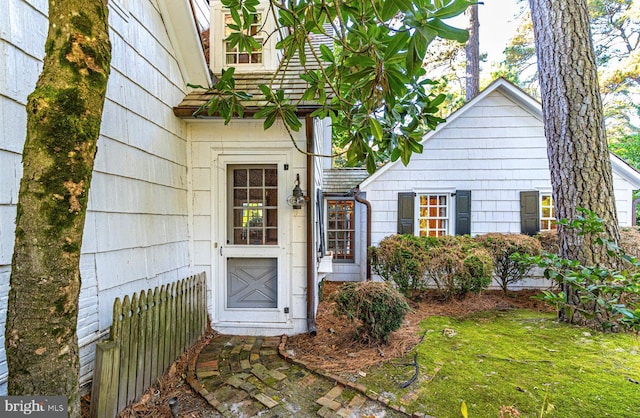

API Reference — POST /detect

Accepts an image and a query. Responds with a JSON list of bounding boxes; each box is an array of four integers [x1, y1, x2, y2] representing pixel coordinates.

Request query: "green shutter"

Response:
[[520, 191, 540, 235], [397, 192, 415, 235], [455, 190, 471, 235]]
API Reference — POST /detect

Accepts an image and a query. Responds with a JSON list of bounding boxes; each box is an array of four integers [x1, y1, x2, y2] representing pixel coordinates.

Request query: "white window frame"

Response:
[[416, 191, 453, 237], [210, 0, 278, 73], [540, 192, 556, 231]]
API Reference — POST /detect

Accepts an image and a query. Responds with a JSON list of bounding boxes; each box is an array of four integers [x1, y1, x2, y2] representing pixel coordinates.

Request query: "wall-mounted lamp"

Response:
[[287, 173, 308, 209]]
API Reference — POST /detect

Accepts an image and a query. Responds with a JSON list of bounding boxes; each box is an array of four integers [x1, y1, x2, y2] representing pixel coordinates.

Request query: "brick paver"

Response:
[[188, 334, 412, 417]]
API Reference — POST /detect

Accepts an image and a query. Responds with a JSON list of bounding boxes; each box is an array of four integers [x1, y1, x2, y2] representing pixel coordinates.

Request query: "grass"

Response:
[[359, 310, 640, 418]]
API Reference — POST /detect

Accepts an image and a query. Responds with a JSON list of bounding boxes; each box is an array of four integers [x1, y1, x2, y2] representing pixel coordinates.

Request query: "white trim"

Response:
[[210, 0, 279, 73], [211, 150, 294, 327], [610, 153, 640, 188], [414, 190, 455, 237], [157, 0, 211, 88]]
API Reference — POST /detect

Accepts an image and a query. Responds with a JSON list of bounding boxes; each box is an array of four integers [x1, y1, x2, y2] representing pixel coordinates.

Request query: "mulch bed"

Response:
[[84, 282, 552, 417], [285, 282, 553, 375]]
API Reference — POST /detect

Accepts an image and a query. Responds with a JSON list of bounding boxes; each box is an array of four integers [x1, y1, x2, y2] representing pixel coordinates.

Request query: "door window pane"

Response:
[[229, 165, 278, 245]]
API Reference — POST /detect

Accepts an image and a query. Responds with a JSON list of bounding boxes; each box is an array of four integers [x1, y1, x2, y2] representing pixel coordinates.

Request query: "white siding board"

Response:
[[0, 206, 17, 266], [0, 98, 28, 153], [1, 0, 199, 388]]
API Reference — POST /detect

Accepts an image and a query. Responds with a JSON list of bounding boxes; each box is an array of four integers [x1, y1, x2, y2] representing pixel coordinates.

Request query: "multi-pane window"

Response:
[[418, 194, 449, 237], [540, 193, 556, 231], [326, 200, 355, 262], [230, 166, 278, 245], [224, 12, 263, 65]]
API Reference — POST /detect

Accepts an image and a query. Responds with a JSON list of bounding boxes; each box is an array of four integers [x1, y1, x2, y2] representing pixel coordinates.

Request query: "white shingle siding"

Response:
[[360, 82, 640, 270], [0, 0, 199, 394]]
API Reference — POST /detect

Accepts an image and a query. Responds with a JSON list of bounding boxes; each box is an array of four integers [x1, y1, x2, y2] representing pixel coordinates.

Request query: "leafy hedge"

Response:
[[475, 233, 542, 294], [370, 234, 499, 299], [333, 281, 409, 344]]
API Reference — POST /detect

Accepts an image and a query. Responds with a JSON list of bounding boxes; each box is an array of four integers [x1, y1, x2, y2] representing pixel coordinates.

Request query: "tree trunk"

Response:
[[5, 1, 111, 416], [465, 4, 480, 101], [529, 0, 620, 323]]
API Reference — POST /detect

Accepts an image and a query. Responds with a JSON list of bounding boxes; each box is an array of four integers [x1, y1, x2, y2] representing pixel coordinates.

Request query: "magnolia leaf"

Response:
[[432, 0, 474, 20], [427, 19, 469, 43], [370, 117, 384, 141]]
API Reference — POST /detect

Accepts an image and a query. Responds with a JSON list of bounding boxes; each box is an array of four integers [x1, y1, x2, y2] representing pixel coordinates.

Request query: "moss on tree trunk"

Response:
[[5, 1, 111, 416], [529, 0, 621, 323]]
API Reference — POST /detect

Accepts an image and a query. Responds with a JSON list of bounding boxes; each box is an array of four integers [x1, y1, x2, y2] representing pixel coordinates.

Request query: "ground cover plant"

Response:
[[357, 310, 640, 417]]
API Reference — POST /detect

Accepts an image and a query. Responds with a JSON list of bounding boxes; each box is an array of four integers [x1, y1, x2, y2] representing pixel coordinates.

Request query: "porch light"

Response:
[[287, 173, 307, 209]]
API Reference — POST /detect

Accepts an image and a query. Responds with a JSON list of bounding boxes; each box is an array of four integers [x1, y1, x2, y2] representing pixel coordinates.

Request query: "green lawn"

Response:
[[359, 310, 640, 418]]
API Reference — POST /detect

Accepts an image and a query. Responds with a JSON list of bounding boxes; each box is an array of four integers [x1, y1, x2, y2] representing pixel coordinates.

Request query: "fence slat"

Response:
[[117, 296, 131, 413], [91, 273, 208, 418], [127, 293, 140, 406]]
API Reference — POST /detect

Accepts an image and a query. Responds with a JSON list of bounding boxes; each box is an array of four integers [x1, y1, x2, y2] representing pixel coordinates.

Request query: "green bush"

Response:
[[518, 209, 640, 332], [475, 233, 542, 294], [369, 234, 494, 299], [423, 238, 494, 299], [333, 281, 410, 344], [369, 234, 429, 295]]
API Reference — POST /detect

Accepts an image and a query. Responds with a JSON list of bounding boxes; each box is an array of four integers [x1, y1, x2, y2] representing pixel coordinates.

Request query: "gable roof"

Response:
[[173, 32, 333, 117], [360, 77, 640, 189], [157, 0, 211, 89]]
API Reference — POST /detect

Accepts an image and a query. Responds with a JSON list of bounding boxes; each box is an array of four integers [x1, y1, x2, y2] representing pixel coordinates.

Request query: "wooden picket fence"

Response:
[[90, 272, 207, 418]]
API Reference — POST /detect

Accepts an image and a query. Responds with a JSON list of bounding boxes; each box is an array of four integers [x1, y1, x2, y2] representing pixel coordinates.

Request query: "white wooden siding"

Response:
[[0, 0, 197, 393], [187, 119, 310, 335], [361, 88, 639, 254]]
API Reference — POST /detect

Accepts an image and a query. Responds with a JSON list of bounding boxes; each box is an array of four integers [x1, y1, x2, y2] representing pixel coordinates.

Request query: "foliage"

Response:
[[500, 0, 640, 142], [424, 239, 493, 299], [516, 208, 640, 331], [333, 281, 410, 344], [358, 310, 640, 417], [369, 234, 430, 295], [370, 234, 494, 299], [197, 0, 474, 172], [610, 132, 640, 169], [475, 233, 542, 294]]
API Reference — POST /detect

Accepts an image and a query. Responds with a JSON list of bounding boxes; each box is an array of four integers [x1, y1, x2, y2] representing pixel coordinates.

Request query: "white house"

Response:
[[319, 79, 640, 282], [1, 0, 333, 394]]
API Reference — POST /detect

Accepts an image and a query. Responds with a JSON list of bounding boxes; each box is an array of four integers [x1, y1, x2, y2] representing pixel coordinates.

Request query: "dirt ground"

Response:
[[86, 283, 552, 417]]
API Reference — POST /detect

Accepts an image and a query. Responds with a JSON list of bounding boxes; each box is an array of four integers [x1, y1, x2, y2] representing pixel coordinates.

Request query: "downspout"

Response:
[[305, 115, 317, 336], [351, 186, 372, 281]]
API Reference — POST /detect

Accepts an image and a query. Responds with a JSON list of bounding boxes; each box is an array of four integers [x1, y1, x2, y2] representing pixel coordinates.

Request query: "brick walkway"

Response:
[[186, 334, 418, 417]]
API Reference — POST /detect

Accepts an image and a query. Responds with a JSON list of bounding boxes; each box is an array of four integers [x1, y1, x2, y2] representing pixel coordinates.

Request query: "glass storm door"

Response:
[[214, 158, 289, 326]]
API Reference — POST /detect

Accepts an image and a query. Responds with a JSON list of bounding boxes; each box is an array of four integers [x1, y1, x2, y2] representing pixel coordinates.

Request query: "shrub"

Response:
[[369, 234, 429, 295], [535, 230, 559, 254], [422, 236, 494, 299], [475, 233, 542, 294], [519, 209, 640, 332], [333, 281, 410, 344]]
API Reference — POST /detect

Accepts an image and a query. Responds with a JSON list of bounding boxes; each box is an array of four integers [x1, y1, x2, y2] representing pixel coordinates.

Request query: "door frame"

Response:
[[211, 149, 293, 328]]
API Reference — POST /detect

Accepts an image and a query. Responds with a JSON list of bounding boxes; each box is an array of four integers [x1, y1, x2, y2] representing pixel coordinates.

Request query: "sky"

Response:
[[477, 0, 522, 64]]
